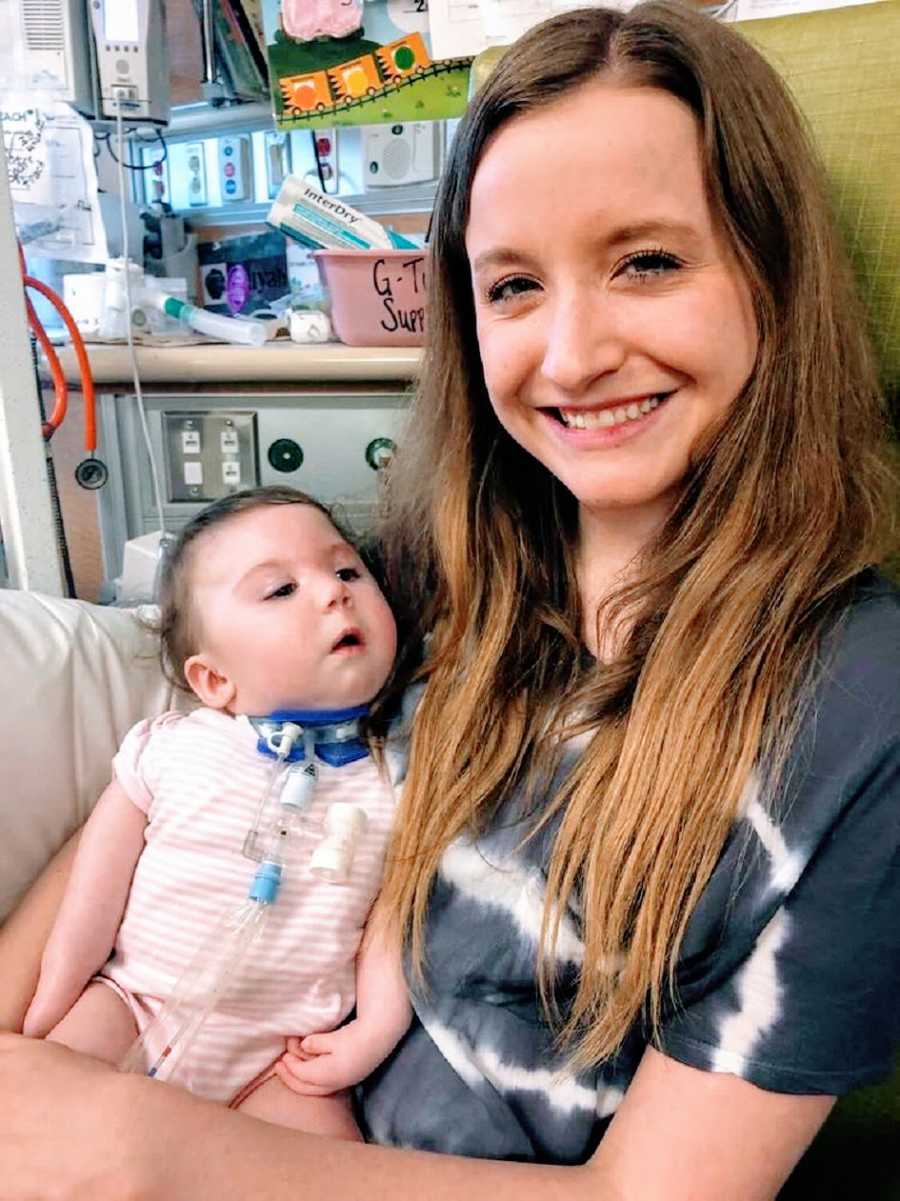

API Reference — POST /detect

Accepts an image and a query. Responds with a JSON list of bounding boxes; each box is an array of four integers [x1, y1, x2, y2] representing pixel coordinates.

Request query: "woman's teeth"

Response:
[[558, 394, 665, 430]]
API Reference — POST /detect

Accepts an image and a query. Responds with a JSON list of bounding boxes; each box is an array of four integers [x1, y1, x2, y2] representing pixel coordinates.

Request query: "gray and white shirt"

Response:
[[360, 571, 900, 1163]]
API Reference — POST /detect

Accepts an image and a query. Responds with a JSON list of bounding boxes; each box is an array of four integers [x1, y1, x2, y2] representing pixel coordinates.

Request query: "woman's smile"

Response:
[[542, 390, 676, 448]]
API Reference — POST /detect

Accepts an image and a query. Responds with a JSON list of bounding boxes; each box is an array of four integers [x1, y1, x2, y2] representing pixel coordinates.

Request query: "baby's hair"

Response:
[[156, 486, 352, 694]]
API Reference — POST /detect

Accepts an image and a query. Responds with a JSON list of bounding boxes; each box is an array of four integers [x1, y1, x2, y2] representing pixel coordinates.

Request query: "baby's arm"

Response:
[[275, 898, 412, 1096], [23, 779, 146, 1038]]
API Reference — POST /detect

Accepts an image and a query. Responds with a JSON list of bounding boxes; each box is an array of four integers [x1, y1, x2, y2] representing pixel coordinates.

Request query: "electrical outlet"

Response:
[[265, 132, 292, 199], [148, 152, 170, 203], [311, 128, 339, 195], [218, 135, 252, 202], [185, 142, 208, 206]]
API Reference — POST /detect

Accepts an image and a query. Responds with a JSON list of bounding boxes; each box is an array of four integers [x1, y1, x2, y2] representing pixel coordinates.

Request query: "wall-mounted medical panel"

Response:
[[97, 387, 410, 586], [162, 410, 259, 502]]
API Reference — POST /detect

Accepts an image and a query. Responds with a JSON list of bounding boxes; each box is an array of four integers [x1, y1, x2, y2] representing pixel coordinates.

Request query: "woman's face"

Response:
[[465, 83, 758, 523]]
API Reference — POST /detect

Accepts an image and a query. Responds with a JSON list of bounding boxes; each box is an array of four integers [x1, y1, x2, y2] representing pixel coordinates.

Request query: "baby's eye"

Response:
[[618, 249, 682, 281], [485, 275, 540, 305], [265, 582, 296, 600], [336, 566, 361, 582]]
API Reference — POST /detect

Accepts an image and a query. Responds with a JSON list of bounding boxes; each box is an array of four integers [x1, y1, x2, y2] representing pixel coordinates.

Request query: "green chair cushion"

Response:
[[737, 1, 900, 389]]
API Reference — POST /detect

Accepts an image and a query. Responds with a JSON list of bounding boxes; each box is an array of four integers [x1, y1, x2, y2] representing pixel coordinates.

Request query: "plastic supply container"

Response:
[[269, 176, 393, 252], [313, 249, 428, 347]]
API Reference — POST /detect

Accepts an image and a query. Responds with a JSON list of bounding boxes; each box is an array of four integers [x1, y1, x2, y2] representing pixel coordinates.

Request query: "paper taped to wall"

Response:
[[1, 93, 108, 264]]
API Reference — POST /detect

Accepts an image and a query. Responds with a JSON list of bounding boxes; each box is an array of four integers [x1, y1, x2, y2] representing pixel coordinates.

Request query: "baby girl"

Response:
[[24, 486, 411, 1139]]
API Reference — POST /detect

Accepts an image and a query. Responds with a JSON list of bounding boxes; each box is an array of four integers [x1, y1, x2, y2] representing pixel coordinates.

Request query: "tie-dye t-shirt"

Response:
[[360, 571, 900, 1162]]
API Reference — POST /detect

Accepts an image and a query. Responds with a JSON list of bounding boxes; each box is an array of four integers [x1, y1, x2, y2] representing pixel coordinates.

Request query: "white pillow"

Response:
[[0, 591, 178, 921]]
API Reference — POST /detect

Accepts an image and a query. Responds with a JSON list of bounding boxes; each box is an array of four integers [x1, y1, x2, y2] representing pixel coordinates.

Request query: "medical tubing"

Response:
[[242, 758, 289, 861], [120, 731, 308, 1083], [43, 451, 77, 598], [21, 268, 98, 451], [121, 899, 272, 1083], [24, 292, 68, 436], [157, 295, 267, 347], [114, 98, 167, 540], [18, 243, 68, 438]]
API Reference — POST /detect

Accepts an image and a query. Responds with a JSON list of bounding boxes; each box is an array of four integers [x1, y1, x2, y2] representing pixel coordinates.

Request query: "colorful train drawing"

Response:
[[279, 32, 432, 116]]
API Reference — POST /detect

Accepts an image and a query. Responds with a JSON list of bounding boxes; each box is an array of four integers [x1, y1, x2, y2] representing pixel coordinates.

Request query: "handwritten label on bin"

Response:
[[372, 255, 427, 337]]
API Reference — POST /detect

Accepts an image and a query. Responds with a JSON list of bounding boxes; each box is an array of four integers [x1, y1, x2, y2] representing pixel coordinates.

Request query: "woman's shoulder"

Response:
[[779, 569, 900, 829], [827, 567, 900, 643], [814, 568, 900, 728]]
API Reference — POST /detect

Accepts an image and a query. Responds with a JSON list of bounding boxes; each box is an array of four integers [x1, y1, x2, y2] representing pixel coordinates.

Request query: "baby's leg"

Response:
[[46, 980, 138, 1065], [236, 1073, 362, 1140]]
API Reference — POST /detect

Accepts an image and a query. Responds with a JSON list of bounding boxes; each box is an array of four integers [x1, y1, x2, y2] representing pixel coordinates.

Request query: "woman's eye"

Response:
[[265, 582, 296, 600], [336, 567, 361, 582], [618, 249, 682, 280], [485, 275, 539, 305]]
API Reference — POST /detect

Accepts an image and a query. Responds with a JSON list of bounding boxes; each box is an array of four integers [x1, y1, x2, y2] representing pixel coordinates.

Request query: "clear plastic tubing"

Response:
[[156, 294, 267, 347], [119, 898, 272, 1084]]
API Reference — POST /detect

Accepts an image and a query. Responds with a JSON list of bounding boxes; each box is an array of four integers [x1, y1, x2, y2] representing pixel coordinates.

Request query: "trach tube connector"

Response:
[[249, 861, 283, 904], [280, 761, 317, 810], [310, 804, 368, 883]]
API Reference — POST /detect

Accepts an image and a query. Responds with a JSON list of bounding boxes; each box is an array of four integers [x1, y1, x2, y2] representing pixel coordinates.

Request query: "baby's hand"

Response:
[[274, 1024, 385, 1096]]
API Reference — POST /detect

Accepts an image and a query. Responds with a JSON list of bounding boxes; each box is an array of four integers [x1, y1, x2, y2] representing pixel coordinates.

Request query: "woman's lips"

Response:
[[556, 391, 672, 430], [540, 391, 675, 446]]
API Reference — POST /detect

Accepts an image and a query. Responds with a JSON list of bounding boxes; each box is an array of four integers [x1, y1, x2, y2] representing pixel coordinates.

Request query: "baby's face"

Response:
[[188, 504, 397, 715]]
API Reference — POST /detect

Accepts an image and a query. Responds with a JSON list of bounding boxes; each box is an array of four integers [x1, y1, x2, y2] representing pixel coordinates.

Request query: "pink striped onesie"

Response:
[[99, 708, 396, 1103]]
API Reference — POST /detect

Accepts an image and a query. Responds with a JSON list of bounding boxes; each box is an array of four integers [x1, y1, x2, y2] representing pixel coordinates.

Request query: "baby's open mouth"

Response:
[[331, 629, 364, 652]]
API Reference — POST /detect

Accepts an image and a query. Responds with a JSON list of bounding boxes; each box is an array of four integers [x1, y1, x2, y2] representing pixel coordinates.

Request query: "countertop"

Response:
[[53, 340, 423, 387]]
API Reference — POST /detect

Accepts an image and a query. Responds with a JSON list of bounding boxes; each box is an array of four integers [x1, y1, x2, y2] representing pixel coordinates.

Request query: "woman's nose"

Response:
[[540, 288, 627, 394]]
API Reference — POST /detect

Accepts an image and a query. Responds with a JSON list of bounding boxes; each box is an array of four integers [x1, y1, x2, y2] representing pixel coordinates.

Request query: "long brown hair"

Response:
[[376, 1, 897, 1067]]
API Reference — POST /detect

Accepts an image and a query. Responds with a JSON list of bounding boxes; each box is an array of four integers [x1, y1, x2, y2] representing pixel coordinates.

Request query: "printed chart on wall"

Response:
[[425, 0, 889, 57], [262, 0, 472, 129], [428, 0, 593, 58], [0, 95, 108, 263]]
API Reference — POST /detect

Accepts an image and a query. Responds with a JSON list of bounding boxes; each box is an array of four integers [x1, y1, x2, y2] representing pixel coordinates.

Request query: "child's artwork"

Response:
[[261, 0, 471, 128]]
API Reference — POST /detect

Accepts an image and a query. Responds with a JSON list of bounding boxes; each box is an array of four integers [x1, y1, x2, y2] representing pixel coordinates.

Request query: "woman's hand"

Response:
[[0, 1033, 150, 1200]]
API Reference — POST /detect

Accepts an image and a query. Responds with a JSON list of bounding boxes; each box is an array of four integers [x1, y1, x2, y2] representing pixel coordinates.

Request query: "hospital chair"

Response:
[[0, 3, 897, 1194]]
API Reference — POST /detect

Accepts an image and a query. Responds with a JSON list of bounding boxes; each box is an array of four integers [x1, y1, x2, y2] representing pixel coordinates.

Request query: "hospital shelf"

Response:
[[51, 340, 422, 387]]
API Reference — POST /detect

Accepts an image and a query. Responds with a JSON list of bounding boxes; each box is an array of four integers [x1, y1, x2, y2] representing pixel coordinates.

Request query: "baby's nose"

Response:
[[321, 574, 351, 608]]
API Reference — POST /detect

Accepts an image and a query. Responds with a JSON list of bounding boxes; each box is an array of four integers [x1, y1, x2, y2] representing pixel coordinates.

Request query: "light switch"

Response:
[[184, 461, 204, 486]]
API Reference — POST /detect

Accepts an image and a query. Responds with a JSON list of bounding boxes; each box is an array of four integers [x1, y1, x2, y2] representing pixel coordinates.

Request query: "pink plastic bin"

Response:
[[313, 249, 429, 347]]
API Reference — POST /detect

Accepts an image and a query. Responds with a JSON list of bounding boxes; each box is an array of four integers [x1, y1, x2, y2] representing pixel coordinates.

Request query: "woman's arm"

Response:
[[0, 1037, 832, 1201], [23, 780, 146, 1038], [591, 1046, 833, 1201], [0, 830, 80, 1033]]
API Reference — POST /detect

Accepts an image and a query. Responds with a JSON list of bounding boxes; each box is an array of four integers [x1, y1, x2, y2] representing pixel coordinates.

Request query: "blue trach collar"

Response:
[[250, 705, 370, 766]]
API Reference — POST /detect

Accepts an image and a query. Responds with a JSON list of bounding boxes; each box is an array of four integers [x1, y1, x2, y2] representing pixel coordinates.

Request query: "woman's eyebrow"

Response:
[[605, 218, 702, 249], [470, 219, 703, 277], [470, 247, 541, 277]]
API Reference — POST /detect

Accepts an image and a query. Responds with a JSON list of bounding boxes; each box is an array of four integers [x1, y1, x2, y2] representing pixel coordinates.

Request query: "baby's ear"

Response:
[[184, 654, 236, 710]]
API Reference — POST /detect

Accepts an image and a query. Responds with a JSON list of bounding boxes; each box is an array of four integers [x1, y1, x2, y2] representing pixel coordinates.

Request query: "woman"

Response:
[[1, 4, 897, 1198]]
